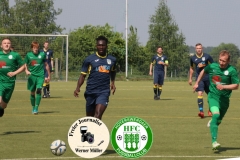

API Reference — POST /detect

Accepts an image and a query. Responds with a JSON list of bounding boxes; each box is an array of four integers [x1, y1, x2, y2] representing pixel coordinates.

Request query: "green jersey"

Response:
[[0, 51, 24, 83], [25, 51, 46, 77], [204, 62, 239, 98]]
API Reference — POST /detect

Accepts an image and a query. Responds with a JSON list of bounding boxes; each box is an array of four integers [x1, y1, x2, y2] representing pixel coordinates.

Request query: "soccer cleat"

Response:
[[198, 112, 204, 118], [33, 106, 38, 115], [212, 141, 221, 150], [42, 95, 47, 98], [156, 96, 160, 100], [0, 108, 4, 117], [154, 94, 157, 100], [208, 110, 212, 117]]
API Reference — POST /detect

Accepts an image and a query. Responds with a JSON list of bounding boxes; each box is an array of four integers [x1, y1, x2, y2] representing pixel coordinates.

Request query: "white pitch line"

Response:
[[1, 156, 240, 160]]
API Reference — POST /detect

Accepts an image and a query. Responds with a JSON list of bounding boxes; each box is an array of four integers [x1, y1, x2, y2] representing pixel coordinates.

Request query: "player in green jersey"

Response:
[[0, 38, 25, 117], [193, 50, 239, 150], [24, 41, 51, 115]]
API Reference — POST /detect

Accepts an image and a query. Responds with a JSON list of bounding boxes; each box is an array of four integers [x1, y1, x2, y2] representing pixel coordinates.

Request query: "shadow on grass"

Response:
[[101, 149, 117, 155], [42, 96, 63, 99], [38, 111, 60, 114], [213, 147, 240, 153], [0, 130, 41, 135]]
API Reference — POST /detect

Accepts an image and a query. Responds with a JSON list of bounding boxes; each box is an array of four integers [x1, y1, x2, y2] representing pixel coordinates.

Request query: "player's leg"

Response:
[[85, 93, 96, 117], [42, 71, 48, 98], [208, 94, 221, 150], [94, 93, 109, 120], [46, 82, 50, 97], [157, 72, 164, 100], [196, 81, 205, 118], [0, 83, 15, 117], [153, 72, 159, 100], [204, 80, 212, 117], [34, 77, 44, 114], [28, 76, 37, 114]]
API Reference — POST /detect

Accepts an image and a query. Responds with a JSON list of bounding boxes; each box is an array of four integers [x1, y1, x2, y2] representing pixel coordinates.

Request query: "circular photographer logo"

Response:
[[68, 117, 109, 158], [111, 116, 153, 159]]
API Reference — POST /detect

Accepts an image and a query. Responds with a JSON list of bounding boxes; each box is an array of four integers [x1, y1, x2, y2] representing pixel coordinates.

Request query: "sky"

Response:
[[9, 0, 240, 48]]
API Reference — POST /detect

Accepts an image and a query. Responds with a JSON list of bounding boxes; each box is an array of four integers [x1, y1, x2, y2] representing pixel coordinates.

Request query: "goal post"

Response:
[[0, 34, 69, 82]]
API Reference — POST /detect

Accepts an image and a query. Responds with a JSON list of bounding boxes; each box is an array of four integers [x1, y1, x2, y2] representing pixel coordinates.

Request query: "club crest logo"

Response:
[[111, 116, 153, 159], [68, 117, 110, 159], [8, 55, 13, 59], [202, 57, 205, 61], [38, 55, 41, 59], [224, 70, 229, 75], [107, 59, 111, 64]]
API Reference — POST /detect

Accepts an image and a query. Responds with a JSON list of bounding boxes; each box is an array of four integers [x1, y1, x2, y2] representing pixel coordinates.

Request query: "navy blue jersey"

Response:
[[151, 54, 168, 72], [190, 53, 213, 81], [40, 49, 53, 70], [81, 52, 117, 94]]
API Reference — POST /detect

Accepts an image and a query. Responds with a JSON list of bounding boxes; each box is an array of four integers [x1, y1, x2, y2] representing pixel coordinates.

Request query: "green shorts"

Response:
[[27, 75, 44, 92], [208, 93, 229, 120], [0, 82, 15, 103]]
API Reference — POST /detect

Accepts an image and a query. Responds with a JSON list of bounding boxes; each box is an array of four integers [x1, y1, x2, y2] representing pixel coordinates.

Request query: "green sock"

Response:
[[210, 114, 220, 143], [30, 94, 35, 109], [36, 93, 42, 107]]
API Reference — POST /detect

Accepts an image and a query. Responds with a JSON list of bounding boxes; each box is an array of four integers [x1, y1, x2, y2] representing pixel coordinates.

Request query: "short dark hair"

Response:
[[219, 50, 231, 61], [195, 43, 202, 47], [96, 35, 108, 44]]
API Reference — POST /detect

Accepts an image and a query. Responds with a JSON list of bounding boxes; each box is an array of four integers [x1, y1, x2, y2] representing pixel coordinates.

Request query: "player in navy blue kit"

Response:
[[40, 41, 54, 98], [149, 46, 169, 100], [188, 43, 214, 118], [73, 36, 117, 120]]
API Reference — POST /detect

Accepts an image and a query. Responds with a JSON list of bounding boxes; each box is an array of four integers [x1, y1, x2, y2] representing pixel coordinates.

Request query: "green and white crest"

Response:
[[111, 116, 153, 159]]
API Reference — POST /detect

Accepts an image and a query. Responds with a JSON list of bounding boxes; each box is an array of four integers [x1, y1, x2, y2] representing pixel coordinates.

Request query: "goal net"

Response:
[[0, 34, 69, 81]]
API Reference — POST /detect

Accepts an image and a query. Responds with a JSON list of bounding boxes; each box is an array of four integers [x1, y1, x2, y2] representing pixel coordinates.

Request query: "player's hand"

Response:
[[216, 84, 224, 90], [149, 71, 152, 76], [7, 72, 16, 77], [193, 84, 198, 93], [188, 79, 192, 85], [46, 77, 50, 83], [25, 70, 31, 75], [74, 88, 80, 97], [110, 84, 116, 95]]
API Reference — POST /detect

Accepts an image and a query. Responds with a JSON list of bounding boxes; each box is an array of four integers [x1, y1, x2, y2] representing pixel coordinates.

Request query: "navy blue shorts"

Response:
[[84, 92, 110, 112], [195, 80, 210, 94], [153, 71, 164, 85]]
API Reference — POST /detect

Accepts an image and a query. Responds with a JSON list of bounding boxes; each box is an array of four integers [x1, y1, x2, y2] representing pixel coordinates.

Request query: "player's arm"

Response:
[[216, 71, 239, 91], [74, 73, 87, 97], [45, 62, 51, 81], [188, 58, 194, 85], [7, 65, 25, 77], [110, 64, 117, 95], [149, 63, 153, 76], [51, 58, 54, 72], [193, 69, 206, 92]]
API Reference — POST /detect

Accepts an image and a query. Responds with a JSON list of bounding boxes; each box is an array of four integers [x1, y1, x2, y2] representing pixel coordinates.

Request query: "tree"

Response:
[[146, 0, 189, 77], [210, 43, 240, 67], [9, 0, 63, 34], [0, 0, 10, 33]]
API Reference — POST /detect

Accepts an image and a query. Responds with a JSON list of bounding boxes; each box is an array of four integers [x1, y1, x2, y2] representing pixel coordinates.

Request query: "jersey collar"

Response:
[[196, 53, 203, 58], [96, 52, 107, 58], [157, 54, 163, 57]]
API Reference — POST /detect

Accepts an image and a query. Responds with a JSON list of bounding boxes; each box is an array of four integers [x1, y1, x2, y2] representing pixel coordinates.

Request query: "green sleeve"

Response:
[[231, 68, 239, 84], [16, 53, 24, 66], [204, 64, 211, 74]]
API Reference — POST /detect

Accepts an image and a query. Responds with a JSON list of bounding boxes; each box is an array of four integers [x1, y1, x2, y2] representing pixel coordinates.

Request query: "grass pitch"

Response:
[[1, 81, 240, 160]]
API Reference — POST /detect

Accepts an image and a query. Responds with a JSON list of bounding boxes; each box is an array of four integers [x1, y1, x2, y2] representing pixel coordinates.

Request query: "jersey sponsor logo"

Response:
[[107, 59, 111, 64], [224, 70, 229, 75], [96, 65, 110, 73], [8, 55, 13, 59], [31, 60, 40, 66], [0, 61, 6, 68], [212, 75, 222, 84], [197, 62, 206, 68]]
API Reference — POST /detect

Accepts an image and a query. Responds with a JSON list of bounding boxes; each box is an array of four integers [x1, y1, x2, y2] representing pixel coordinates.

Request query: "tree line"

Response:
[[1, 0, 239, 79]]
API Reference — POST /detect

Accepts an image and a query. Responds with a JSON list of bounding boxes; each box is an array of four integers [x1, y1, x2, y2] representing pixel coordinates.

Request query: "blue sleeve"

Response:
[[81, 57, 90, 74]]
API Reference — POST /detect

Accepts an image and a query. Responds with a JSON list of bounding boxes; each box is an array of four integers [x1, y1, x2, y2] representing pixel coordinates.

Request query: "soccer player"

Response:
[[40, 41, 54, 98], [149, 46, 168, 100], [189, 43, 214, 118], [193, 50, 239, 150], [25, 41, 51, 115], [0, 38, 25, 117], [73, 35, 117, 120]]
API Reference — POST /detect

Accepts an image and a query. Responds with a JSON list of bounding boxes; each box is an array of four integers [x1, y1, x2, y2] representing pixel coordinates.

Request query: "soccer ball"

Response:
[[117, 135, 122, 141], [50, 140, 66, 156]]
